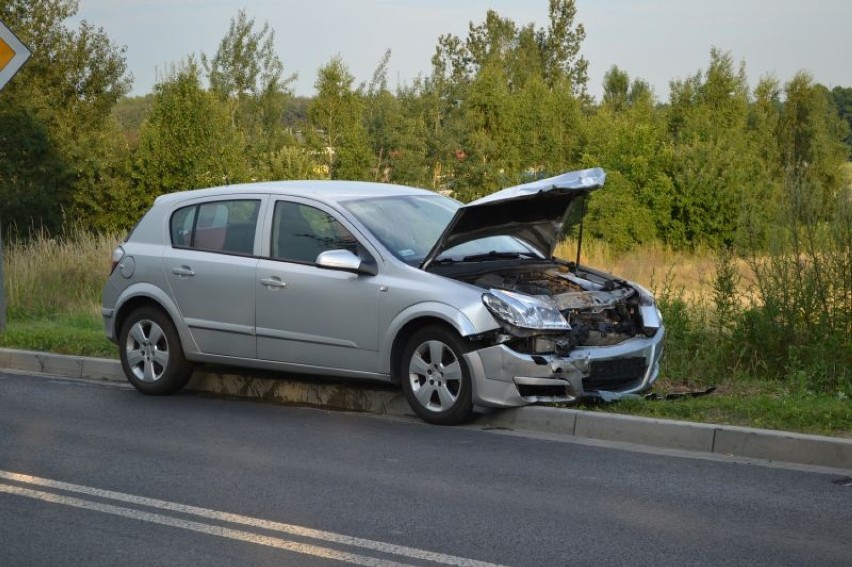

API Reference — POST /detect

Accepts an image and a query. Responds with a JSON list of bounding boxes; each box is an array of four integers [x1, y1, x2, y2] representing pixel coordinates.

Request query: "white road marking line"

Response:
[[0, 471, 508, 567], [0, 483, 411, 567]]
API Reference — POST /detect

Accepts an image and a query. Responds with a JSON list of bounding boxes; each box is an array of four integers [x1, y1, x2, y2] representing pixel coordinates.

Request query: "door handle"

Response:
[[260, 277, 287, 289], [171, 266, 195, 278]]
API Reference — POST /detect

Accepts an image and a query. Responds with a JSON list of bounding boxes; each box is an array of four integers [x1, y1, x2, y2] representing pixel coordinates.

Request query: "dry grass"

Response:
[[555, 239, 753, 302], [3, 227, 120, 317]]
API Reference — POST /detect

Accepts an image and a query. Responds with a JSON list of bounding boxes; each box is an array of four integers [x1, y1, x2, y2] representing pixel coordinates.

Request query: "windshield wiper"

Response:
[[461, 251, 538, 262]]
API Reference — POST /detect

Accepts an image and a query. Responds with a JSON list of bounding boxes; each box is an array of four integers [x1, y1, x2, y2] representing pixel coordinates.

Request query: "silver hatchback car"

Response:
[[102, 168, 664, 424]]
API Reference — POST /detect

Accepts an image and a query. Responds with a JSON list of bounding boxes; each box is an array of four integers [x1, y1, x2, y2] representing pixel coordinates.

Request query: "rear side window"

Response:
[[170, 200, 260, 255]]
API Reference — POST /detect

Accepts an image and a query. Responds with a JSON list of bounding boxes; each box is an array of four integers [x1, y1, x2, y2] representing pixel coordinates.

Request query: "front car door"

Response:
[[255, 198, 383, 376]]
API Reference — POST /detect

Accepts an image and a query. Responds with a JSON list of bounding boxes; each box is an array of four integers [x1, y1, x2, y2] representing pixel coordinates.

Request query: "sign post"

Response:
[[0, 226, 5, 332], [0, 20, 31, 331]]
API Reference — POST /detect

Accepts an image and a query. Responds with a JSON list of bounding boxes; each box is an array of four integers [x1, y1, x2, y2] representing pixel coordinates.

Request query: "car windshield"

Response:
[[342, 194, 541, 266]]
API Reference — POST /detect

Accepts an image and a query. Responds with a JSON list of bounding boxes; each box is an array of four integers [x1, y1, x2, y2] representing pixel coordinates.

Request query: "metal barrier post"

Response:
[[0, 223, 6, 331]]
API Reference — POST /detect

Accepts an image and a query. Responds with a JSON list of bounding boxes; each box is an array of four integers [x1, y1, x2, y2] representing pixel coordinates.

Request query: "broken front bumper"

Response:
[[465, 326, 665, 408]]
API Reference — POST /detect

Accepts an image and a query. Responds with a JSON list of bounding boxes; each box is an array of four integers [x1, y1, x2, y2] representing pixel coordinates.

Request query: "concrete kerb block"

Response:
[[478, 406, 578, 435], [6, 350, 48, 374], [39, 353, 85, 378], [81, 357, 124, 382], [374, 394, 411, 417], [574, 410, 717, 452], [713, 425, 852, 469], [0, 348, 12, 368]]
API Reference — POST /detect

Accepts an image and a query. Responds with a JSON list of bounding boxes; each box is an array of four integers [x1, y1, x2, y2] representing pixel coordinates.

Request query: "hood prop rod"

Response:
[[575, 194, 587, 267]]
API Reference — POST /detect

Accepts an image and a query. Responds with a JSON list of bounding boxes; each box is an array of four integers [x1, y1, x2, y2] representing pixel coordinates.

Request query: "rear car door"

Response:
[[163, 197, 264, 359]]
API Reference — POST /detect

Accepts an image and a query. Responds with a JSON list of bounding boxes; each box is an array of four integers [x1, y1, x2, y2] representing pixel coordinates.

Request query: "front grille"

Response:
[[583, 357, 646, 391]]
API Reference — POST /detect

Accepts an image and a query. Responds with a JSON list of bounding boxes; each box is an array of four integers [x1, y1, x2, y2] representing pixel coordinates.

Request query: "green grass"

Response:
[[594, 379, 851, 438], [0, 313, 117, 359]]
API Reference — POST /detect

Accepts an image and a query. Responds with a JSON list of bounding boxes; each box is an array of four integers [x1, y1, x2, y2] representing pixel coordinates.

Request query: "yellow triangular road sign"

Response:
[[0, 19, 31, 90]]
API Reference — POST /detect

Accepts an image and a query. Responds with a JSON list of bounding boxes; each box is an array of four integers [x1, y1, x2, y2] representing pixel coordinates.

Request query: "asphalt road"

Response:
[[1, 371, 850, 567]]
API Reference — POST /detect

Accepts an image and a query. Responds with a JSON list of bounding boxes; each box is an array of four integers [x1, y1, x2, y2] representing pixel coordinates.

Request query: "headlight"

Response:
[[482, 289, 570, 335]]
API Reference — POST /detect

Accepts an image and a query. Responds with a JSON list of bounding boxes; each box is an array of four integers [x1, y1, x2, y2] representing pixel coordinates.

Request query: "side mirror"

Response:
[[315, 249, 377, 276]]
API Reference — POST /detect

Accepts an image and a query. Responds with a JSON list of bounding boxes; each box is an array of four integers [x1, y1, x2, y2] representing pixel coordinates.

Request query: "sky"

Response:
[[70, 0, 852, 102]]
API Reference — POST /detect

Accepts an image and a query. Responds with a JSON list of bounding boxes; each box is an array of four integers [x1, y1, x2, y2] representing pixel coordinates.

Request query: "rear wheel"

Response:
[[119, 307, 192, 395], [400, 325, 474, 425]]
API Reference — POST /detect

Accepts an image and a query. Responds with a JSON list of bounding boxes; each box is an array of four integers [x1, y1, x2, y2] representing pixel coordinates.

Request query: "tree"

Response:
[[830, 86, 852, 153], [778, 73, 848, 218], [134, 59, 247, 204], [0, 0, 131, 233], [307, 56, 372, 180], [0, 110, 71, 232], [540, 0, 588, 96], [579, 68, 669, 249], [362, 50, 430, 185], [203, 10, 297, 160], [602, 66, 629, 110], [664, 49, 755, 248], [422, 2, 587, 198]]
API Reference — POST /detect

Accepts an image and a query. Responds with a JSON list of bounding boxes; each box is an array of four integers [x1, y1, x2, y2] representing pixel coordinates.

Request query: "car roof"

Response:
[[152, 180, 437, 207]]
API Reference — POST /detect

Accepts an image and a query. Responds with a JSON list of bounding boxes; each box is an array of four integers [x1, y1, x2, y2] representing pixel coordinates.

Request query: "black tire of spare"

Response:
[[119, 307, 193, 395], [400, 325, 474, 426]]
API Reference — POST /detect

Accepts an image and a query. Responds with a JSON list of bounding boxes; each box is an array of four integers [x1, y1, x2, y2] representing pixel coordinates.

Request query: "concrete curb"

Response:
[[2, 347, 850, 471]]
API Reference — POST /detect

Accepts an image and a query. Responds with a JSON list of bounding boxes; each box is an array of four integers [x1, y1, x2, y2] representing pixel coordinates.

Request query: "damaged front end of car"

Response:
[[477, 264, 663, 404], [423, 168, 665, 407]]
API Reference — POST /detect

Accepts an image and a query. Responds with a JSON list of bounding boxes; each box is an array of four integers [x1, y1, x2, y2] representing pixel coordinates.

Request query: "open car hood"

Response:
[[421, 167, 605, 270]]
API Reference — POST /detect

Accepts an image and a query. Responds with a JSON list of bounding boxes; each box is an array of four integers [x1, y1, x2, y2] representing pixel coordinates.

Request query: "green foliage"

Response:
[[0, 313, 116, 358], [0, 0, 131, 233], [253, 146, 324, 181], [778, 73, 848, 206], [134, 59, 247, 202], [578, 71, 671, 249], [604, 387, 851, 437], [540, 0, 589, 96], [202, 9, 297, 160], [602, 65, 629, 110], [580, 171, 657, 251], [830, 86, 852, 153], [0, 109, 72, 232], [423, 2, 587, 200], [307, 56, 373, 180], [739, 171, 852, 394], [112, 94, 155, 146], [361, 51, 430, 185]]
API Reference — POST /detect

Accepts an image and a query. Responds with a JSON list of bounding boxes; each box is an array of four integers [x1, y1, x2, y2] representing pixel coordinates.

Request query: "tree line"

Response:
[[1, 0, 849, 252]]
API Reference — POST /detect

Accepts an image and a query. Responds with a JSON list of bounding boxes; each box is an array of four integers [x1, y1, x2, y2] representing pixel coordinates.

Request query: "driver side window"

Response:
[[271, 202, 358, 263]]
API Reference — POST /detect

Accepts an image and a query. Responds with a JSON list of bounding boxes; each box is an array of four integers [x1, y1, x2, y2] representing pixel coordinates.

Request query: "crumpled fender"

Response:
[[377, 301, 499, 375]]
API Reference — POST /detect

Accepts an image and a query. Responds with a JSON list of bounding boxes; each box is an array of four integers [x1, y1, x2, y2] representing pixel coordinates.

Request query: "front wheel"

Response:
[[119, 307, 192, 395], [400, 326, 474, 425]]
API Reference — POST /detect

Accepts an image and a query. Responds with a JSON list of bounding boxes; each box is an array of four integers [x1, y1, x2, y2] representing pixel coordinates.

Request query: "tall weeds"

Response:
[[2, 226, 119, 317], [738, 172, 852, 393]]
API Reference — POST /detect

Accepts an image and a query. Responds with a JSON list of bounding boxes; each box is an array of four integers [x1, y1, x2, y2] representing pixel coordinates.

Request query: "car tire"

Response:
[[119, 307, 192, 395], [400, 325, 474, 425]]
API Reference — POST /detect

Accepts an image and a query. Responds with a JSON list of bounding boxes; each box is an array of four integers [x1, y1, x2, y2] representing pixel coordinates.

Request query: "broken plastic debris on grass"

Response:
[[575, 386, 717, 406]]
